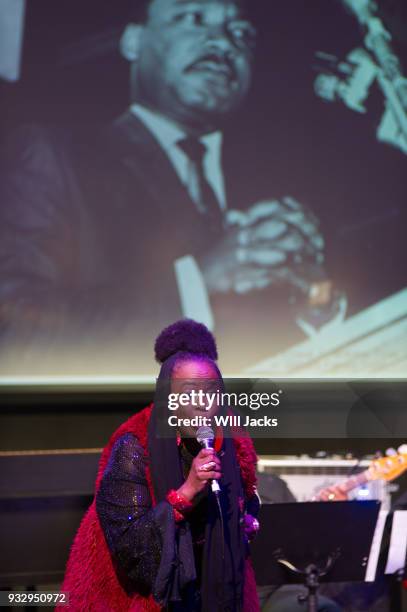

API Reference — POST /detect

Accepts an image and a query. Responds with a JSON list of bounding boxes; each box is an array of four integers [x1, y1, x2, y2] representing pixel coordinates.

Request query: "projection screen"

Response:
[[0, 0, 406, 381]]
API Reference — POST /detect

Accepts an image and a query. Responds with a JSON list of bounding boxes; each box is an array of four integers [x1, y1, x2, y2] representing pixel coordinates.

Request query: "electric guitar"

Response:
[[314, 447, 407, 501]]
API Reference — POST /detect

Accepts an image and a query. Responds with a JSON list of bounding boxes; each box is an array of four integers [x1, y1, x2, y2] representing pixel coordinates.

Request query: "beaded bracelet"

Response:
[[166, 489, 193, 522]]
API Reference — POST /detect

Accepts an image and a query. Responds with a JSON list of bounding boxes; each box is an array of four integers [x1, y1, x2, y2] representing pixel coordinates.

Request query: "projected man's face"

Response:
[[133, 0, 255, 130]]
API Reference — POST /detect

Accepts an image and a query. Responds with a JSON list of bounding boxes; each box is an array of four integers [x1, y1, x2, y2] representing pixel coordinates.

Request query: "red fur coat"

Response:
[[59, 405, 260, 611]]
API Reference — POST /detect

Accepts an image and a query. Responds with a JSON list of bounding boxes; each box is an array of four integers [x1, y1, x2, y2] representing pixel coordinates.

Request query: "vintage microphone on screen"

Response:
[[196, 425, 225, 560]]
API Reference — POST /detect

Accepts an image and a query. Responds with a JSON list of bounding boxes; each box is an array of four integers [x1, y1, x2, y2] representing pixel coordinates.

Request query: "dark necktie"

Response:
[[177, 136, 224, 234]]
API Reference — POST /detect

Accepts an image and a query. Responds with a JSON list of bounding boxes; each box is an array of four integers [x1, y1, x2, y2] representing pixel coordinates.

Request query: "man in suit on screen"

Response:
[[0, 0, 333, 375]]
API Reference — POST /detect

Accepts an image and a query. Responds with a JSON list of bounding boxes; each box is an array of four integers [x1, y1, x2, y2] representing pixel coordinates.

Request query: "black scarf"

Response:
[[148, 352, 246, 611]]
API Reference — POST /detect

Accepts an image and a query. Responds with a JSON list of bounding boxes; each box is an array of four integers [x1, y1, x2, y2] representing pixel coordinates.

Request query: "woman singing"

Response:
[[60, 319, 260, 611]]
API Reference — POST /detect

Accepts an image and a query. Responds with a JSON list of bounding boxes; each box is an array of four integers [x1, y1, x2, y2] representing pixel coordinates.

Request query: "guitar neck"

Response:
[[340, 469, 370, 494], [316, 452, 407, 499]]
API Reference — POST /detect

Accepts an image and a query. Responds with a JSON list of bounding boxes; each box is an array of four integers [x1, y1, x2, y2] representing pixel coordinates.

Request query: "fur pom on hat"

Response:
[[154, 319, 218, 364]]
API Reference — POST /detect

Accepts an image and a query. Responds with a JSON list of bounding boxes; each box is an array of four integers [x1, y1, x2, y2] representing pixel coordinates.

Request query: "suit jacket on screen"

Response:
[[0, 112, 300, 374]]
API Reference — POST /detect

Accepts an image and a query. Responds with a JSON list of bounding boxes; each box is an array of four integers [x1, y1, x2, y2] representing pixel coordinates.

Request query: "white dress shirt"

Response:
[[130, 104, 226, 329]]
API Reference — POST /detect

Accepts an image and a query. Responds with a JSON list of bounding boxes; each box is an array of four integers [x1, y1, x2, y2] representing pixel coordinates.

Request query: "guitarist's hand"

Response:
[[314, 484, 348, 502]]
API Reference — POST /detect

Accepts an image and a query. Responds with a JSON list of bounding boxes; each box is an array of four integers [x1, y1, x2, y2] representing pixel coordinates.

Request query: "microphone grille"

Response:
[[196, 426, 214, 445]]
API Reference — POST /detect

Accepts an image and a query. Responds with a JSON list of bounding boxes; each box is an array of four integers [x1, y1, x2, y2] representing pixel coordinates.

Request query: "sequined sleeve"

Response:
[[96, 432, 173, 593]]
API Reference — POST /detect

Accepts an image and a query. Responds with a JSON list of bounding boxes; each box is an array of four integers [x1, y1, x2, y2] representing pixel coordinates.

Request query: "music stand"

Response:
[[251, 501, 380, 612]]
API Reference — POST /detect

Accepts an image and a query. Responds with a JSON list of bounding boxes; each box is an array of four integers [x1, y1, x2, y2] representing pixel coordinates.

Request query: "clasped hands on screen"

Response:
[[199, 196, 326, 298]]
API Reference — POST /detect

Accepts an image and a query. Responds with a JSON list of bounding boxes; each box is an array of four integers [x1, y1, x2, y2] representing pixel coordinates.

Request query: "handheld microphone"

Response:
[[196, 426, 221, 495]]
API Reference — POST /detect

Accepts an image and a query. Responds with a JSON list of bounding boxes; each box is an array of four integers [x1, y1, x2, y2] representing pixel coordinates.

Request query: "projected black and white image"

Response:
[[0, 0, 406, 378]]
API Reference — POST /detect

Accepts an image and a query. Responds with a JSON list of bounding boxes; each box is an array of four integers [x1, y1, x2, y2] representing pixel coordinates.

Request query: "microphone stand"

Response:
[[275, 549, 341, 612]]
